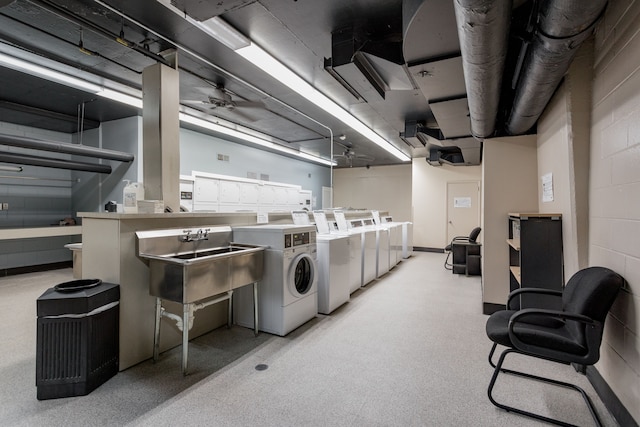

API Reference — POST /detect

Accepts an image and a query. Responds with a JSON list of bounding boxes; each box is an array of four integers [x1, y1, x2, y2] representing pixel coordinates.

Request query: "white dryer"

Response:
[[232, 224, 318, 336]]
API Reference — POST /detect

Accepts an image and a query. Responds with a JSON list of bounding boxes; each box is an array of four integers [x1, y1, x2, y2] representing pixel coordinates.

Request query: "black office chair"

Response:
[[485, 267, 624, 426], [444, 227, 481, 270]]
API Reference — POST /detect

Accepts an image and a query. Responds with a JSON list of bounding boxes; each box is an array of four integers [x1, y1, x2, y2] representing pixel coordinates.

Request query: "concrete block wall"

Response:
[[590, 0, 640, 422]]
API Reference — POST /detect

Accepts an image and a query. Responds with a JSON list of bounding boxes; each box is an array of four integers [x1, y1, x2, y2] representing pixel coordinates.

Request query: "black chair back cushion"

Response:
[[468, 227, 482, 243], [562, 267, 624, 346]]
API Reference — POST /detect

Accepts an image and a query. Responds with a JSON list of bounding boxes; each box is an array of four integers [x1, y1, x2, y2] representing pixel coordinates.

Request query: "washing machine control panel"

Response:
[[284, 231, 314, 248]]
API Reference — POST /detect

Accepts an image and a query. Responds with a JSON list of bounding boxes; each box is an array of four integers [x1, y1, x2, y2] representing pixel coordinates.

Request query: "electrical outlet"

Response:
[[1, 203, 7, 210]]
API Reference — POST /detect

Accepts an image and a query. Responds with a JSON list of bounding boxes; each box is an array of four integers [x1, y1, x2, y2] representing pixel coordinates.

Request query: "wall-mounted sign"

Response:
[[454, 197, 472, 208]]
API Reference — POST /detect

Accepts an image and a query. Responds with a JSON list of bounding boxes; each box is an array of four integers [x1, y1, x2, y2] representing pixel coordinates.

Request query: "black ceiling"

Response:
[[0, 0, 584, 168]]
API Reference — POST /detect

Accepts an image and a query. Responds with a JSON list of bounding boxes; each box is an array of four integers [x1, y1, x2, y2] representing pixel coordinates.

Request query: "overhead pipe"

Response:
[[506, 0, 607, 135], [0, 151, 112, 173], [454, 0, 512, 139], [0, 134, 134, 162]]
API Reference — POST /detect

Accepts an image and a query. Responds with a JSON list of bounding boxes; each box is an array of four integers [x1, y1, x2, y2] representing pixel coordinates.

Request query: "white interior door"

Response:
[[446, 181, 481, 244]]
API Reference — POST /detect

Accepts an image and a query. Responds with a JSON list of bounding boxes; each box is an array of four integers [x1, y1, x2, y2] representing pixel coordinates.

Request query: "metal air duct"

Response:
[[0, 134, 134, 162], [454, 0, 512, 139], [506, 0, 607, 135], [0, 151, 112, 173]]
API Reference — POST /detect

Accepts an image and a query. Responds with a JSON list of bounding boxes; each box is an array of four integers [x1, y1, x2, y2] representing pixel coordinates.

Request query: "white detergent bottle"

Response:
[[123, 180, 144, 213]]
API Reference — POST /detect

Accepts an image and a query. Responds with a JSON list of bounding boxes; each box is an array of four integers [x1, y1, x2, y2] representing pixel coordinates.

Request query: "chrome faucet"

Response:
[[179, 228, 209, 242]]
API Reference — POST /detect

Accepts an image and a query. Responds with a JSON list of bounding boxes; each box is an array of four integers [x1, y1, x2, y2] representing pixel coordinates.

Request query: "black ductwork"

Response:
[[506, 0, 607, 135], [454, 0, 512, 139], [0, 134, 134, 162], [0, 152, 112, 173], [325, 26, 411, 102]]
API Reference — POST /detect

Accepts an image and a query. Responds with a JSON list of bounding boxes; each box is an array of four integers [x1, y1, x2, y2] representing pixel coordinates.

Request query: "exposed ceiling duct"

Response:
[[325, 25, 413, 102], [506, 0, 607, 135], [0, 133, 135, 162], [454, 0, 512, 139]]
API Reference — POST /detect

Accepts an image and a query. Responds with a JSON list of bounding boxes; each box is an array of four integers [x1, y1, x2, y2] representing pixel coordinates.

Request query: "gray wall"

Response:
[[179, 127, 330, 208], [0, 122, 79, 270], [1, 116, 331, 270]]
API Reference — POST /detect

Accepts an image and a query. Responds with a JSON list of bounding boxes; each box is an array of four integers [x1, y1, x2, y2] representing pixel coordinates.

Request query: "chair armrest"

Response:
[[508, 309, 603, 365], [509, 308, 594, 326], [452, 236, 469, 243], [507, 288, 563, 310]]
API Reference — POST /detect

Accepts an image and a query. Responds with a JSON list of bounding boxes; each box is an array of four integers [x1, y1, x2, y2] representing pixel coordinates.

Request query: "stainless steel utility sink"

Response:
[[136, 226, 264, 304]]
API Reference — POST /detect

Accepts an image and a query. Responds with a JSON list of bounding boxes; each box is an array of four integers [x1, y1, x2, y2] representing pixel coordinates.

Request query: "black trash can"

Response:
[[36, 279, 120, 400]]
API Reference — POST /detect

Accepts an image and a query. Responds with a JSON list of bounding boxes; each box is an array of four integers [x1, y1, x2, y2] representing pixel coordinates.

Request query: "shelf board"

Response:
[[510, 266, 521, 285], [509, 212, 562, 219], [507, 239, 520, 250]]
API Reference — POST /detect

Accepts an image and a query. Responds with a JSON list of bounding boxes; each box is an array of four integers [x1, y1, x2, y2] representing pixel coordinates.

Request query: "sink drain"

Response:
[[255, 364, 268, 371]]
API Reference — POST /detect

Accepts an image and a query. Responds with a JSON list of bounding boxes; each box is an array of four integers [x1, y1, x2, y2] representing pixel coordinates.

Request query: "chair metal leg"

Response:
[[488, 348, 602, 427], [488, 342, 498, 368]]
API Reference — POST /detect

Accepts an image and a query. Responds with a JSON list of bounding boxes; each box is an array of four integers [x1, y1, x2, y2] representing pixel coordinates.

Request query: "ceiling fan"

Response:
[[182, 86, 264, 122], [333, 147, 375, 167]]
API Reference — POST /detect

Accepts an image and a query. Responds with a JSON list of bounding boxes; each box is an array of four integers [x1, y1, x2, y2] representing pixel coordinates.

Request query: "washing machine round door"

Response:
[[288, 252, 316, 297]]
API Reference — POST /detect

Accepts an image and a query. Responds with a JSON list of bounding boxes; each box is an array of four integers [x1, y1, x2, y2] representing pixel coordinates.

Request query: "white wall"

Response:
[[333, 164, 412, 221], [482, 136, 538, 306], [588, 1, 640, 421], [412, 159, 482, 248], [536, 41, 593, 278]]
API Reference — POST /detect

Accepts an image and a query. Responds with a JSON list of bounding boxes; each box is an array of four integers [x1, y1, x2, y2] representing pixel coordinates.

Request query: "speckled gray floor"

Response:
[[0, 253, 619, 426]]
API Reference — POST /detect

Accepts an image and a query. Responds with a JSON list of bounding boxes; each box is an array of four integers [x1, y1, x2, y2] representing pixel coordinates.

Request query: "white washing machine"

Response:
[[363, 218, 390, 279], [316, 234, 350, 314], [232, 224, 318, 336], [328, 219, 362, 293], [381, 216, 403, 267], [402, 222, 413, 259], [349, 219, 377, 286]]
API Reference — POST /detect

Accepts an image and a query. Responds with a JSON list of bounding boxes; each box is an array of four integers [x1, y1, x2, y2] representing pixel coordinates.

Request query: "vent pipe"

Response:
[[0, 134, 134, 162], [0, 152, 112, 174], [454, 0, 512, 139], [506, 0, 607, 135]]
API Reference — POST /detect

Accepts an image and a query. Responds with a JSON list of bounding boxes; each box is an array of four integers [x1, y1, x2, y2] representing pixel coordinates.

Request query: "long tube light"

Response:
[[179, 113, 335, 166], [235, 42, 410, 161], [0, 51, 142, 108], [0, 49, 332, 165], [155, 2, 410, 162]]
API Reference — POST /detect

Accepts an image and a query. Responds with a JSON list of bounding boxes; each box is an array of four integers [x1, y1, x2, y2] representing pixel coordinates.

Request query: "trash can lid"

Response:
[[37, 281, 119, 317], [54, 279, 101, 292]]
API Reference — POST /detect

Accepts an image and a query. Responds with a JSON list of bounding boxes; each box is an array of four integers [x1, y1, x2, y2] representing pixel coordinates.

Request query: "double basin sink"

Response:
[[136, 226, 264, 304]]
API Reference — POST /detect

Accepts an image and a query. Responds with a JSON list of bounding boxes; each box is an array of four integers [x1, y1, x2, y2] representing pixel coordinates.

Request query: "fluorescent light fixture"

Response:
[[179, 113, 335, 166], [0, 52, 102, 93], [0, 46, 332, 166], [0, 52, 144, 109], [236, 43, 410, 161], [193, 17, 250, 50], [99, 88, 143, 109], [186, 18, 410, 162]]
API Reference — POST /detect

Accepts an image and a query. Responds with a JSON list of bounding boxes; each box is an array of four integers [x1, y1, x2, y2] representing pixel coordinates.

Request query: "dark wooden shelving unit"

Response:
[[508, 213, 563, 309]]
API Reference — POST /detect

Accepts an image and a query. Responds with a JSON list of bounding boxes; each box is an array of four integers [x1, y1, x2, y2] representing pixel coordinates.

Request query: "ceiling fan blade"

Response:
[[234, 100, 265, 109], [182, 99, 210, 104], [228, 108, 258, 122]]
